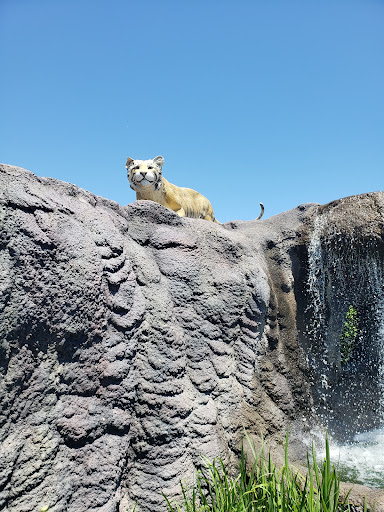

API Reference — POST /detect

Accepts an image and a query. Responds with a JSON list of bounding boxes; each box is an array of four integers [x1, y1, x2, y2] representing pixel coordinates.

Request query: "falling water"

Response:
[[306, 214, 331, 413], [303, 209, 384, 488]]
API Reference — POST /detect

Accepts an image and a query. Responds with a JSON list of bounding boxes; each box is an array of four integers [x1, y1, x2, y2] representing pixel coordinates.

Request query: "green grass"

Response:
[[163, 432, 360, 512], [340, 305, 358, 365]]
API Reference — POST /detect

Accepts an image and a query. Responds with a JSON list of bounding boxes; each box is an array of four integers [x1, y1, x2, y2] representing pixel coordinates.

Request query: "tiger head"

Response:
[[126, 155, 165, 192]]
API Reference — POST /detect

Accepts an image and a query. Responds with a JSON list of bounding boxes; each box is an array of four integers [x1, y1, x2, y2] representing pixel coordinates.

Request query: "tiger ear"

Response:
[[126, 157, 134, 168], [153, 155, 164, 167]]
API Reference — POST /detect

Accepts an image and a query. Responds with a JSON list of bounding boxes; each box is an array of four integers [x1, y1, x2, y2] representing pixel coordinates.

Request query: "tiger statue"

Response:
[[126, 155, 264, 223]]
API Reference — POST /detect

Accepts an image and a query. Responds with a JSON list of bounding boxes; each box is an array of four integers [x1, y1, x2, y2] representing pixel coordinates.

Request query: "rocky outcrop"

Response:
[[1, 164, 383, 511]]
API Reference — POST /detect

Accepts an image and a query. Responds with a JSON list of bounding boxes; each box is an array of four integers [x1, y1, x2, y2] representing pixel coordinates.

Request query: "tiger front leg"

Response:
[[174, 207, 186, 217]]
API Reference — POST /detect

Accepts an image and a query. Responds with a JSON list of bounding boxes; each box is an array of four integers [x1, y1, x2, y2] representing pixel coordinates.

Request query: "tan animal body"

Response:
[[126, 155, 264, 223]]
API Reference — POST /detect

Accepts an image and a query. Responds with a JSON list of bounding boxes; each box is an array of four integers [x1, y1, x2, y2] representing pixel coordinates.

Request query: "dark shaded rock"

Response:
[[0, 164, 383, 511]]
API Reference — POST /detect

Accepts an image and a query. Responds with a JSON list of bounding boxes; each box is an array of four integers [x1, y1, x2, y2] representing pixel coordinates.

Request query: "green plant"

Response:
[[163, 432, 352, 512], [340, 305, 358, 365]]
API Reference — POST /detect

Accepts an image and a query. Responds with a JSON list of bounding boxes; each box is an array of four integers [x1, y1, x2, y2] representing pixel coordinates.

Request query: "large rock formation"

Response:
[[0, 164, 383, 511]]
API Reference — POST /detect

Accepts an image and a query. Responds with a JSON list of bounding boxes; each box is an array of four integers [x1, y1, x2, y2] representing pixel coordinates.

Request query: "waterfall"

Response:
[[303, 208, 384, 488], [304, 209, 384, 438], [306, 214, 330, 412]]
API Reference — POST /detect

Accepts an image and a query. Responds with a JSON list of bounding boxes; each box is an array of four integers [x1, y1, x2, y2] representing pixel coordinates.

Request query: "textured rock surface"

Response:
[[1, 164, 383, 511]]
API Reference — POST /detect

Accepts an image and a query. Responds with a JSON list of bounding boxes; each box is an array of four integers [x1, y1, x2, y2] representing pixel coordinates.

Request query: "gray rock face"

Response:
[[1, 164, 383, 511]]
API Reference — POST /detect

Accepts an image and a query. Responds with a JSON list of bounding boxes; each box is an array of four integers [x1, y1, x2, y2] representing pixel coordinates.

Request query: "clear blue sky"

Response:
[[1, 0, 383, 221]]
